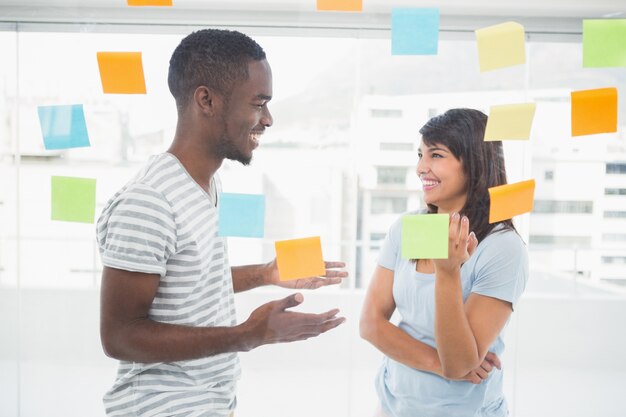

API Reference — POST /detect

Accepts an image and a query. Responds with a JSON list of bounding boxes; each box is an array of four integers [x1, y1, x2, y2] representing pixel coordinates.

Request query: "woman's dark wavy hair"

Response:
[[419, 108, 516, 244]]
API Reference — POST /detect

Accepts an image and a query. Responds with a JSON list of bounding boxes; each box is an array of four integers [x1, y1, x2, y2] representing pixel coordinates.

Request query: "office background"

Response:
[[0, 0, 625, 416]]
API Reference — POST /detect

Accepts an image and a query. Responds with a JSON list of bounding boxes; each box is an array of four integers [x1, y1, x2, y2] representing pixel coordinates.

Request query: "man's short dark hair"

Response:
[[168, 29, 266, 111]]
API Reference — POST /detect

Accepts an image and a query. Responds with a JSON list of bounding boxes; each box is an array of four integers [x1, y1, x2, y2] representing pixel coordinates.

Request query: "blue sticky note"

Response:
[[218, 193, 265, 238], [392, 8, 439, 55], [38, 104, 90, 150]]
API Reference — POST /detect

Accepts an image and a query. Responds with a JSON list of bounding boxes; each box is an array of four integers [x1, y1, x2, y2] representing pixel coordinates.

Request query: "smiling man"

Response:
[[96, 29, 347, 417]]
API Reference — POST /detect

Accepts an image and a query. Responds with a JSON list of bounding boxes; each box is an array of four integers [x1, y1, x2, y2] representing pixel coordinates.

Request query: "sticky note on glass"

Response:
[[484, 103, 536, 141], [391, 8, 439, 55], [127, 0, 172, 5], [96, 52, 147, 94], [218, 193, 265, 238], [571, 88, 618, 137], [475, 22, 526, 72], [275, 237, 325, 281], [51, 176, 97, 224], [37, 104, 90, 150], [488, 179, 535, 224], [401, 214, 449, 259], [316, 0, 362, 12], [583, 19, 626, 68]]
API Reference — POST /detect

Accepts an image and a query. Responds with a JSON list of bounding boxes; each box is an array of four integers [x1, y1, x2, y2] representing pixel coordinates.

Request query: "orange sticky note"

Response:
[[571, 88, 618, 136], [96, 52, 147, 94], [275, 237, 326, 281], [488, 179, 535, 224], [317, 0, 362, 12], [127, 0, 172, 5]]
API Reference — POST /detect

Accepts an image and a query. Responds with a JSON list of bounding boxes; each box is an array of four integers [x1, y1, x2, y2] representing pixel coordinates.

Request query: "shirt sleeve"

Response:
[[470, 230, 529, 310], [97, 183, 177, 276], [377, 216, 403, 271]]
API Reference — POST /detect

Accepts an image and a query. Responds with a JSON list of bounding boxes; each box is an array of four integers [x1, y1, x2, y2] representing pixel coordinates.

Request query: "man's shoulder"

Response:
[[97, 155, 179, 222], [122, 153, 195, 201], [134, 153, 184, 189]]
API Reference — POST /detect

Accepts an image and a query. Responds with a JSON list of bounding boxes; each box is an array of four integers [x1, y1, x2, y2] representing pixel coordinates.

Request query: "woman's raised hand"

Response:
[[434, 213, 478, 274]]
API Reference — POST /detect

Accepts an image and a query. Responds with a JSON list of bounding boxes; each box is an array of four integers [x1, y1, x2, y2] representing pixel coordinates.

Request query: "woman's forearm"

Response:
[[361, 317, 442, 375], [434, 268, 480, 378]]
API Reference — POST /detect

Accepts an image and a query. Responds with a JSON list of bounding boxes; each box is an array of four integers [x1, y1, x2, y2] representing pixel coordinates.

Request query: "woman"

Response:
[[360, 108, 528, 417]]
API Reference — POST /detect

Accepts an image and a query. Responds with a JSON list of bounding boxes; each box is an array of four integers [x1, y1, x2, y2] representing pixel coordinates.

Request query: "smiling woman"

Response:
[[418, 109, 515, 243], [360, 108, 527, 417]]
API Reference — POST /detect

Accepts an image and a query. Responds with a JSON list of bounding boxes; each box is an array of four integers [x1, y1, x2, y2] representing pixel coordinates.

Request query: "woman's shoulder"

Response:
[[388, 209, 429, 231], [478, 226, 528, 258]]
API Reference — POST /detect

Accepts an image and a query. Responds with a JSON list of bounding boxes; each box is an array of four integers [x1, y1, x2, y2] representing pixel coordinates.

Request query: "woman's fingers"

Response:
[[459, 215, 470, 247], [450, 212, 470, 249]]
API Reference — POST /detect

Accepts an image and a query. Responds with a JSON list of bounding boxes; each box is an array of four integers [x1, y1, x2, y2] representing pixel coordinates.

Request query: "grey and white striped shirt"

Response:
[[97, 153, 240, 417]]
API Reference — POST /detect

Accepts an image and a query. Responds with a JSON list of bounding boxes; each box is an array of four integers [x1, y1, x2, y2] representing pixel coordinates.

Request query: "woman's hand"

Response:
[[451, 352, 501, 384], [433, 212, 478, 274]]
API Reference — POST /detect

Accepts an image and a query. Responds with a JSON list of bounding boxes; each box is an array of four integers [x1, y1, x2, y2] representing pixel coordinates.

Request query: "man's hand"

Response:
[[241, 293, 346, 349], [453, 352, 502, 384], [267, 259, 348, 289]]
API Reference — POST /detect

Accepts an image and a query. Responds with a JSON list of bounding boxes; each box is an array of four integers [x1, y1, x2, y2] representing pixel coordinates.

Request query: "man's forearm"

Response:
[[102, 318, 258, 363], [231, 263, 271, 293]]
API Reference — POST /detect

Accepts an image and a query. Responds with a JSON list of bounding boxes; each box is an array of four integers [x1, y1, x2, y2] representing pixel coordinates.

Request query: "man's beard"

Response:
[[216, 134, 252, 166], [215, 110, 252, 165]]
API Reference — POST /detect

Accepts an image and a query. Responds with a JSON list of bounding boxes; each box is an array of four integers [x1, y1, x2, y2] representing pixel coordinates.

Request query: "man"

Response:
[[97, 29, 347, 417]]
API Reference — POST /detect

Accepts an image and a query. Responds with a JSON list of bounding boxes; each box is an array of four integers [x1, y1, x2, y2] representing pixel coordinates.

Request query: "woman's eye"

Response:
[[432, 153, 442, 158]]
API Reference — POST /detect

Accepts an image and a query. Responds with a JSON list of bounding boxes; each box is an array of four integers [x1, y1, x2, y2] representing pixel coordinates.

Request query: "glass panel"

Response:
[[528, 40, 626, 294], [2, 20, 625, 417], [15, 28, 182, 417], [0, 26, 19, 417]]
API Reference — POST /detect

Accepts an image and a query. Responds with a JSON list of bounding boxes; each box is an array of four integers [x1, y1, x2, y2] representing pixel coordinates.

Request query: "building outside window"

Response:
[[376, 166, 407, 186]]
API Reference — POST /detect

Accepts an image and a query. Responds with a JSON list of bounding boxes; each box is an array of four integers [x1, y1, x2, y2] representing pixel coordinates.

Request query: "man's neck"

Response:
[[167, 138, 223, 194]]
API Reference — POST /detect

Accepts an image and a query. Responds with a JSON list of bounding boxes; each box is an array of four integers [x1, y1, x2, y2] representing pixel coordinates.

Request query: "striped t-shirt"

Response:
[[97, 152, 240, 417]]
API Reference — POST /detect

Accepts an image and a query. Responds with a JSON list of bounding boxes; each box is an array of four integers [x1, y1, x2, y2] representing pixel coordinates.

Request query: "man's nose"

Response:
[[261, 106, 273, 128]]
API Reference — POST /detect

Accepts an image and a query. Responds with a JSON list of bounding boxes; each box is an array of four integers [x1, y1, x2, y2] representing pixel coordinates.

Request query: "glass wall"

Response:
[[0, 20, 625, 417], [0, 23, 18, 417]]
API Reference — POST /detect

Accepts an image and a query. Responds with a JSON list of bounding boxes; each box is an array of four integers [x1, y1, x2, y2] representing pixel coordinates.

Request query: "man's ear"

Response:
[[193, 85, 223, 116]]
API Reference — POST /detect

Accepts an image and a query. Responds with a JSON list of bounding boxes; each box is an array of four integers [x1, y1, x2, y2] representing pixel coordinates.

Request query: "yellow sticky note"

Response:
[[127, 0, 172, 5], [484, 103, 536, 141], [275, 237, 326, 281], [571, 88, 618, 137], [475, 22, 526, 72], [488, 179, 535, 224], [316, 0, 362, 12], [96, 52, 147, 94]]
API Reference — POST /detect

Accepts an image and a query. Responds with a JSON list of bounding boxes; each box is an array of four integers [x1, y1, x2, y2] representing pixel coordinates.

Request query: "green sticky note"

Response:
[[51, 176, 97, 224], [401, 214, 449, 259], [583, 19, 626, 68]]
